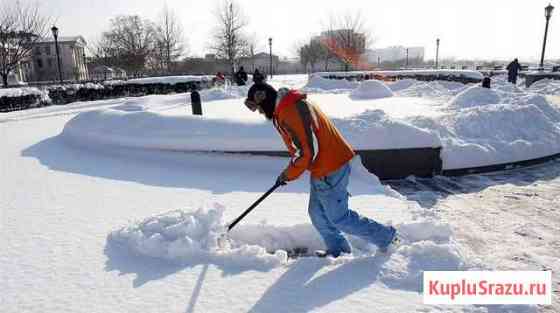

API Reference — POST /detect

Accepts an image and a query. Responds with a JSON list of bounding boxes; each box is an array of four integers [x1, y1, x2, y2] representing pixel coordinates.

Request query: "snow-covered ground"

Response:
[[2, 74, 558, 313]]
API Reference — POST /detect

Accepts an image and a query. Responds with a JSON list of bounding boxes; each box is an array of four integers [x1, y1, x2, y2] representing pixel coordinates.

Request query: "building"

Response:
[[365, 46, 425, 64], [90, 65, 114, 81], [29, 36, 89, 82], [238, 52, 280, 74]]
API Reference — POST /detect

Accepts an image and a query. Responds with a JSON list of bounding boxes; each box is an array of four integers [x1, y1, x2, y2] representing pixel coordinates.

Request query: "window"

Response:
[[47, 59, 53, 68], [37, 59, 43, 68], [44, 46, 51, 55], [34, 47, 41, 56]]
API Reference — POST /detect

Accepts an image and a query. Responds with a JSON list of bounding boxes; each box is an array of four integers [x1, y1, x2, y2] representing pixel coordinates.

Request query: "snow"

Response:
[[314, 69, 485, 81], [3, 74, 559, 313], [349, 80, 394, 100], [60, 74, 560, 169], [126, 75, 214, 85], [427, 102, 560, 169], [387, 78, 416, 91], [0, 86, 44, 98], [526, 78, 560, 96], [61, 95, 441, 152], [303, 74, 359, 92], [448, 86, 501, 109]]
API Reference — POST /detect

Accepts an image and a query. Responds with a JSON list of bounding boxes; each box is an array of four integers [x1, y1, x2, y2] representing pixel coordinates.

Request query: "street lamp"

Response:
[[51, 25, 63, 83], [268, 37, 273, 79], [405, 48, 409, 68], [435, 38, 440, 69], [539, 3, 554, 70], [83, 52, 88, 81]]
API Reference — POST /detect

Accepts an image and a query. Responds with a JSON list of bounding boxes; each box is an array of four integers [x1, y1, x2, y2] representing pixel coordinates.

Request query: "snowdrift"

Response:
[[349, 80, 394, 100], [108, 203, 474, 290], [61, 106, 441, 152], [410, 102, 560, 169], [448, 86, 501, 109], [393, 80, 467, 100]]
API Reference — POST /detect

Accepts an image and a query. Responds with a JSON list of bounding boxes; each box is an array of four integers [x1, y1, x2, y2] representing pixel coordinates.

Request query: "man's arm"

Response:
[[279, 102, 317, 181]]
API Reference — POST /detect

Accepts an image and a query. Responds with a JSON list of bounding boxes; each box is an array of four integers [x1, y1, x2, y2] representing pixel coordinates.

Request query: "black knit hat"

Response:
[[245, 83, 278, 120]]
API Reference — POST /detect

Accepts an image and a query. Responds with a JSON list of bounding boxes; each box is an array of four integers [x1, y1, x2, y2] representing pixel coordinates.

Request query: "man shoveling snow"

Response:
[[244, 83, 398, 257]]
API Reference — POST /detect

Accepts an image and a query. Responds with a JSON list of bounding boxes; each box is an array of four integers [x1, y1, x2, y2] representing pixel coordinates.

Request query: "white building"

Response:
[[238, 52, 280, 73], [90, 66, 114, 81], [365, 46, 425, 64], [29, 36, 89, 82]]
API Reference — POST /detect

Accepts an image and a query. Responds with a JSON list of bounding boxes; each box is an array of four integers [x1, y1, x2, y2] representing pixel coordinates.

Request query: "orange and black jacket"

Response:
[[273, 89, 355, 181]]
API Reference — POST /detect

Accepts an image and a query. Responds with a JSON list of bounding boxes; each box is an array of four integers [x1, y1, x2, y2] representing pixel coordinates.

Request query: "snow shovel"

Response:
[[217, 181, 284, 248]]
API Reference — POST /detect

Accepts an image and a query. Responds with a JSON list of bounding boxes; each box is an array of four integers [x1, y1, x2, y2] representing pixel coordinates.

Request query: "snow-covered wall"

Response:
[[61, 106, 440, 152], [315, 69, 484, 81]]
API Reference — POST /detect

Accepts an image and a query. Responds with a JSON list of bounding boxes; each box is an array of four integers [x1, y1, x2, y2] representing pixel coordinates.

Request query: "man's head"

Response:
[[245, 83, 278, 120]]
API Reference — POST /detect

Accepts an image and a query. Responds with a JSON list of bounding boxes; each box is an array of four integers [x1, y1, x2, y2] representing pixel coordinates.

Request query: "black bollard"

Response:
[[191, 89, 202, 115], [482, 77, 491, 89]]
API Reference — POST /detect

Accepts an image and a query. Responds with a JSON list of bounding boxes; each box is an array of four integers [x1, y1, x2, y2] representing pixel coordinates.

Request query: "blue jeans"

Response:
[[309, 162, 396, 256]]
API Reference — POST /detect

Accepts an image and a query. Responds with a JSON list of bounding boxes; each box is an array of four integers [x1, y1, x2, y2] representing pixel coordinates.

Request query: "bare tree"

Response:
[[323, 12, 372, 71], [154, 4, 185, 73], [0, 1, 50, 87], [99, 15, 156, 76], [244, 32, 258, 72], [210, 0, 249, 76], [297, 38, 324, 73]]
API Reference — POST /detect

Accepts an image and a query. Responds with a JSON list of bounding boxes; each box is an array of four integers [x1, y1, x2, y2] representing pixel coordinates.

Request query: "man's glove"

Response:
[[275, 172, 288, 186]]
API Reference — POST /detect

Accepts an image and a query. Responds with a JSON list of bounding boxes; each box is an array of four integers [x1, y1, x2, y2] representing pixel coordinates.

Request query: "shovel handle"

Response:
[[227, 182, 282, 232]]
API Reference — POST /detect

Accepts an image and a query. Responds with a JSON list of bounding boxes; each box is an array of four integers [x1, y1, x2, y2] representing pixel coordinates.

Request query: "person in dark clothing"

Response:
[[252, 68, 265, 84], [235, 66, 248, 86], [506, 58, 521, 84]]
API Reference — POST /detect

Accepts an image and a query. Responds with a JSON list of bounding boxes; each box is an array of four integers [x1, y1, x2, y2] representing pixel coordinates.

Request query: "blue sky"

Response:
[[30, 0, 560, 61]]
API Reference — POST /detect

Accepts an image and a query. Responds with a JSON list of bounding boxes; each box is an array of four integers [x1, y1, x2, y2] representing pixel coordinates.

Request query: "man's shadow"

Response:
[[248, 253, 391, 313]]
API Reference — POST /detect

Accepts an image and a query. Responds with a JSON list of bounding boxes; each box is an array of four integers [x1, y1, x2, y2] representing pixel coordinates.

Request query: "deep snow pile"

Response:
[[448, 86, 501, 109], [61, 74, 560, 170], [526, 78, 560, 96], [410, 101, 560, 169], [387, 79, 416, 92], [393, 80, 467, 100], [109, 203, 475, 289], [349, 80, 394, 100], [61, 105, 440, 152]]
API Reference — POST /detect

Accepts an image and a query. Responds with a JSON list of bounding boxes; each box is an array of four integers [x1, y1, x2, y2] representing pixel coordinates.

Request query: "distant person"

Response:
[[506, 58, 521, 84], [214, 72, 225, 86], [252, 68, 265, 84], [235, 66, 248, 86]]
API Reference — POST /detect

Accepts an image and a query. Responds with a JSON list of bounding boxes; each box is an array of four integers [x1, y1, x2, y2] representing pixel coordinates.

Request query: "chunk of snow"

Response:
[[349, 80, 394, 100], [448, 86, 501, 109]]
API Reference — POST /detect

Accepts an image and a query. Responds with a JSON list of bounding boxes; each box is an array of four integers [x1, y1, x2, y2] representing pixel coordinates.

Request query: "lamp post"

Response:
[[405, 48, 409, 68], [83, 51, 88, 81], [539, 3, 554, 70], [435, 38, 440, 69], [268, 37, 273, 79], [51, 25, 63, 83]]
